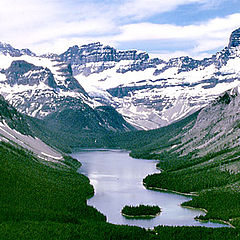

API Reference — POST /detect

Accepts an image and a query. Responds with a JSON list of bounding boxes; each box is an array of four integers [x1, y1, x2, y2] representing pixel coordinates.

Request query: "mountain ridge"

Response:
[[62, 27, 240, 129], [0, 28, 240, 130]]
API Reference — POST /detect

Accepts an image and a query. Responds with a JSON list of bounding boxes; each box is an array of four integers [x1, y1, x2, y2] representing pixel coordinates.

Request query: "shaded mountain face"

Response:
[[178, 86, 240, 157], [228, 28, 240, 48], [44, 105, 136, 133], [2, 60, 57, 87]]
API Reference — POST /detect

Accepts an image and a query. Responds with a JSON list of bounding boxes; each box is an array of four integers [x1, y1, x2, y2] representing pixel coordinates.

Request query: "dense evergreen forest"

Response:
[[1, 140, 239, 239], [142, 145, 240, 227]]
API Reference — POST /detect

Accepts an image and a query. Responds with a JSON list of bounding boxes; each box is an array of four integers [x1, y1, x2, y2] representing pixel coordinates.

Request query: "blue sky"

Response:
[[1, 0, 240, 59]]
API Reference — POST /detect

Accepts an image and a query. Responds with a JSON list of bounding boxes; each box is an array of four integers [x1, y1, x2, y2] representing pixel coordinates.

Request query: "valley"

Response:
[[1, 27, 240, 239]]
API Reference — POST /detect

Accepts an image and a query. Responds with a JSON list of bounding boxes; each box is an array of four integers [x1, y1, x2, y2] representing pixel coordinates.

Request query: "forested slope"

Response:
[[2, 140, 238, 239], [135, 89, 240, 227]]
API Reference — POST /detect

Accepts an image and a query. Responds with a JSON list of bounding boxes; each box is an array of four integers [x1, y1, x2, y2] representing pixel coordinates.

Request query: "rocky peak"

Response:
[[2, 60, 57, 88], [20, 48, 36, 57], [0, 42, 22, 57], [60, 42, 150, 65], [228, 27, 240, 48], [40, 53, 59, 59], [0, 42, 36, 57], [6, 60, 37, 75]]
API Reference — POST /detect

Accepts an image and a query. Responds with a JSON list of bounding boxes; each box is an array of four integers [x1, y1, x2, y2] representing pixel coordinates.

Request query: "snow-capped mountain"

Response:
[[61, 28, 240, 130], [0, 47, 134, 132], [1, 28, 240, 131], [0, 42, 36, 57], [0, 53, 93, 118]]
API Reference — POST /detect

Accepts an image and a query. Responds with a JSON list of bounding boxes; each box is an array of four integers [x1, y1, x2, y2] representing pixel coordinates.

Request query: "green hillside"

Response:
[[0, 141, 238, 239]]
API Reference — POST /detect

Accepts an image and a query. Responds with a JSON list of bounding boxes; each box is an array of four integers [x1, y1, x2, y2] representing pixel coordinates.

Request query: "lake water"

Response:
[[72, 149, 229, 228]]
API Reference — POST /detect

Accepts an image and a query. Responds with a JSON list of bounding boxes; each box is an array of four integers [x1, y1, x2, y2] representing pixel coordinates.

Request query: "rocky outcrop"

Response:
[[228, 28, 240, 48], [59, 42, 161, 75], [0, 42, 36, 57], [59, 42, 150, 65], [2, 60, 56, 88]]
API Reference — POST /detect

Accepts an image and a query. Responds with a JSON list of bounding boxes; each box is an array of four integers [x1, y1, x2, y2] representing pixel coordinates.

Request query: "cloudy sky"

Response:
[[1, 0, 240, 59]]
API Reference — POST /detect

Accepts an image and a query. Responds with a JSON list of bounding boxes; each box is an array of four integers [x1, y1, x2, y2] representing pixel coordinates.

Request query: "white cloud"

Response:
[[115, 14, 240, 42], [0, 0, 56, 29], [113, 13, 240, 57], [0, 0, 117, 53], [0, 0, 239, 59], [27, 18, 116, 44], [118, 0, 215, 19], [149, 51, 190, 60]]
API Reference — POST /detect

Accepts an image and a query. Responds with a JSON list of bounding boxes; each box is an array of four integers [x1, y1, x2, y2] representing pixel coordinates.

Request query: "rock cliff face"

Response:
[[2, 60, 56, 87], [60, 42, 149, 64], [228, 28, 240, 48], [169, 86, 240, 159], [59, 42, 161, 76]]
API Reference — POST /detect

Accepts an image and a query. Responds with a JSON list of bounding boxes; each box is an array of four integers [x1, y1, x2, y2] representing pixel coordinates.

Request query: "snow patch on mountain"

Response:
[[70, 30, 240, 129], [1, 28, 240, 130], [0, 54, 101, 118]]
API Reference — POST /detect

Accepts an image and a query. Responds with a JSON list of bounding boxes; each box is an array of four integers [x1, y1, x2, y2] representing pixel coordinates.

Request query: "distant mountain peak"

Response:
[[228, 27, 240, 48], [3, 60, 57, 88], [0, 41, 36, 57], [60, 42, 150, 65]]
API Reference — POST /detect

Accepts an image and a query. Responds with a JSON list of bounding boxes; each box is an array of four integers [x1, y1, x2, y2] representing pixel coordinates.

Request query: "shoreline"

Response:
[[144, 184, 235, 228], [121, 212, 161, 219], [181, 205, 235, 228], [181, 205, 207, 213], [196, 218, 235, 228], [144, 184, 199, 197], [76, 149, 235, 229]]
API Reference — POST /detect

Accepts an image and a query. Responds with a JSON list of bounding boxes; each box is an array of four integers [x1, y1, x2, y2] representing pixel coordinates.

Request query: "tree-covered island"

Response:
[[121, 205, 161, 218]]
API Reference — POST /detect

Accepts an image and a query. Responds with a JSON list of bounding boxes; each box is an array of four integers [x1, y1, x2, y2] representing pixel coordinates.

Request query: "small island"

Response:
[[121, 204, 161, 219]]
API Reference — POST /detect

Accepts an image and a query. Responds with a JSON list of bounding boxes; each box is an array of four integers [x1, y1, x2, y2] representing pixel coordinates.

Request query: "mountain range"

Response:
[[0, 28, 240, 131]]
